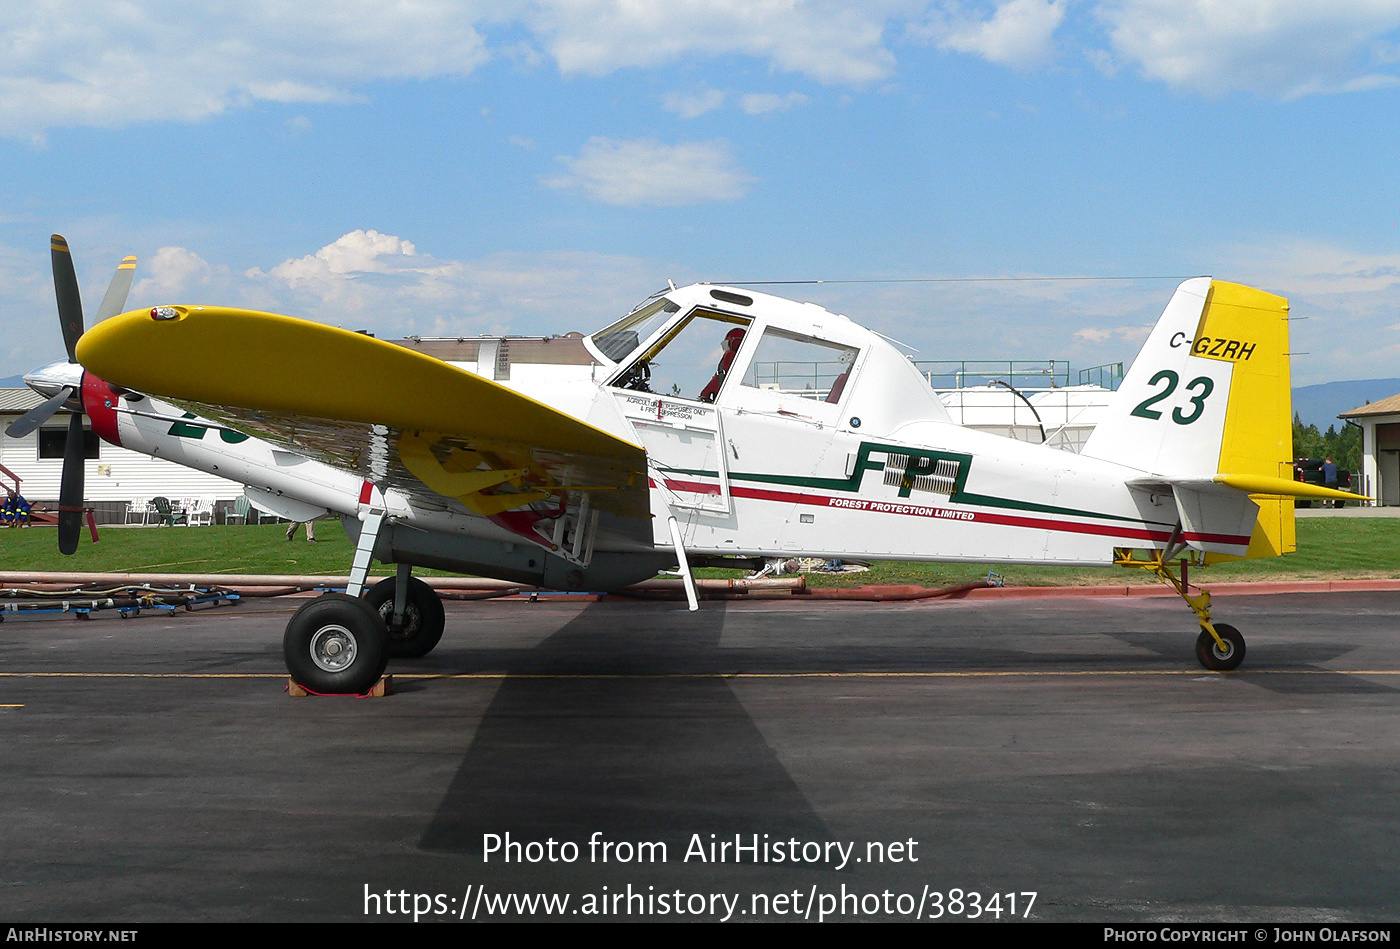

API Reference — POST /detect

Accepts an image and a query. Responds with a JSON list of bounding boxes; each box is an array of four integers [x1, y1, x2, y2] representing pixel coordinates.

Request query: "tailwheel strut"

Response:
[[1116, 547, 1247, 672], [1152, 558, 1246, 672]]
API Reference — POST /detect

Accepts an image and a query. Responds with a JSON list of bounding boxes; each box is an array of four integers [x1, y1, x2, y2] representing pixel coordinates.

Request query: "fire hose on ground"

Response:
[[0, 570, 1005, 618]]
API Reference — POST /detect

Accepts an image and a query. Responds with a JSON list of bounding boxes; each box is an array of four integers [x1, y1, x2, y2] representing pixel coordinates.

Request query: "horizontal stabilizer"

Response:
[[1213, 473, 1369, 503]]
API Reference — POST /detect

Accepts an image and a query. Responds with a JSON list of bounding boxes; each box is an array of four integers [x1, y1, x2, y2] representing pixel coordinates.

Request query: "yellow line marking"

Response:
[[0, 670, 1398, 681], [1, 704, 24, 707]]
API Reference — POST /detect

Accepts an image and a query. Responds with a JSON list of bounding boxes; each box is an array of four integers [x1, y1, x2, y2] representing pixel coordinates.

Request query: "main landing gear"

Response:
[[284, 593, 389, 694], [282, 504, 447, 694], [1115, 548, 1247, 672], [365, 573, 445, 658]]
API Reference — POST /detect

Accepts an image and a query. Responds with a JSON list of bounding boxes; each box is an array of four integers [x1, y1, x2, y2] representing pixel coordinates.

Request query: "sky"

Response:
[[2, 1, 1400, 387]]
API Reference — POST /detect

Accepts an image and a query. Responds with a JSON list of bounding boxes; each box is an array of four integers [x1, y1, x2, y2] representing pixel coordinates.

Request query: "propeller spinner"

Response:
[[4, 236, 137, 554]]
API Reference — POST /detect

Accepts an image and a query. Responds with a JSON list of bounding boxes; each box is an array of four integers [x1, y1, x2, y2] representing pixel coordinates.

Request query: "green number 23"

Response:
[[1130, 370, 1214, 425]]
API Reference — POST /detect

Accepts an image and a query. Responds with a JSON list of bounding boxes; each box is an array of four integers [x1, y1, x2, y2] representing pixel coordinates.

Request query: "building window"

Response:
[[38, 427, 100, 460]]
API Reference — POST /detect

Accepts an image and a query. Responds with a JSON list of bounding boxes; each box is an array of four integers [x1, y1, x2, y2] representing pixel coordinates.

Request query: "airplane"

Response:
[[8, 236, 1366, 694]]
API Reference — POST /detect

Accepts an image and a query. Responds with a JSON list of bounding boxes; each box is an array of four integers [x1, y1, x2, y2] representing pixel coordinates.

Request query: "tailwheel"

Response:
[[1195, 623, 1245, 672], [364, 575, 445, 658], [284, 593, 389, 694]]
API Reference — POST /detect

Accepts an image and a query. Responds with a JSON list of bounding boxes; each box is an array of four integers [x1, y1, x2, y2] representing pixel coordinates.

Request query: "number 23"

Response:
[[1130, 370, 1214, 425]]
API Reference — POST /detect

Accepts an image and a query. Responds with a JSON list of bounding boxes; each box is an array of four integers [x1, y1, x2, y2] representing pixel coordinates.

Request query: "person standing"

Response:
[[1322, 457, 1339, 508], [286, 519, 316, 542]]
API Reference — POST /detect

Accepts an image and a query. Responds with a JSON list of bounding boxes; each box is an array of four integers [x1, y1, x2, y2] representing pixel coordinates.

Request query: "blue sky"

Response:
[[3, 1, 1400, 386]]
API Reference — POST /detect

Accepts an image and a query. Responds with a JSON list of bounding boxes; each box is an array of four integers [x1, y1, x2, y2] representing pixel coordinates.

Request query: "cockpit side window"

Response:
[[610, 309, 752, 402], [740, 329, 860, 404]]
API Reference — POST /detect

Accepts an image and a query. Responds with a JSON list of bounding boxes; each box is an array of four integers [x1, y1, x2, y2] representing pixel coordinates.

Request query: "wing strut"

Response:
[[667, 515, 700, 612], [347, 489, 387, 598]]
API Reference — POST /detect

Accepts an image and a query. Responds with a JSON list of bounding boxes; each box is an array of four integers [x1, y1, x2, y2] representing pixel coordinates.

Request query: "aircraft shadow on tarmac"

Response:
[[419, 602, 829, 855], [1100, 627, 1397, 696]]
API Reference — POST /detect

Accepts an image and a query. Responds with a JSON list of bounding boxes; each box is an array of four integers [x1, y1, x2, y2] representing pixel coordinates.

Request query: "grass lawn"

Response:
[[2, 516, 1397, 587]]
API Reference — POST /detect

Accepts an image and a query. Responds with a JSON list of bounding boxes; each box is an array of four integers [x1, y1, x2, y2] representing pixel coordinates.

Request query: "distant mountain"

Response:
[[1293, 378, 1400, 430], [0, 374, 25, 388]]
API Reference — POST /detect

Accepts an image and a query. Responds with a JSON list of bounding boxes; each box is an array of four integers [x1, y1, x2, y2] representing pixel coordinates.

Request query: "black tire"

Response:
[[364, 575, 445, 658], [1195, 623, 1245, 672], [284, 593, 389, 693]]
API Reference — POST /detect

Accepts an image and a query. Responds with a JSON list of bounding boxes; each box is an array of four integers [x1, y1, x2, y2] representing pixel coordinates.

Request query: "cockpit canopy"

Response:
[[584, 283, 952, 429]]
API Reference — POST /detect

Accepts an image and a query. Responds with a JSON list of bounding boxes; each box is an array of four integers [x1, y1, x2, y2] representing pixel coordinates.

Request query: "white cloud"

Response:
[[268, 230, 419, 283], [0, 1, 493, 138], [132, 247, 236, 300], [1095, 0, 1400, 98], [664, 88, 810, 117], [5, 0, 1400, 138], [1218, 238, 1400, 297], [1203, 237, 1400, 384], [124, 233, 669, 340], [544, 138, 755, 207], [1073, 324, 1152, 345], [528, 0, 899, 85], [0, 231, 681, 376], [920, 0, 1067, 69], [739, 91, 810, 114], [0, 243, 61, 378], [662, 88, 728, 119], [0, 1, 907, 137]]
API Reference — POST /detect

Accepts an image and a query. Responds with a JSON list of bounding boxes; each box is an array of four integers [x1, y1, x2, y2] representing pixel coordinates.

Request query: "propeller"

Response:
[[4, 235, 137, 554]]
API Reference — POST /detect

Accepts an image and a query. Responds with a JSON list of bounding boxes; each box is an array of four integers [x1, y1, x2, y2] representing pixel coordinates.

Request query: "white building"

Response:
[[0, 387, 243, 522], [1339, 395, 1400, 505]]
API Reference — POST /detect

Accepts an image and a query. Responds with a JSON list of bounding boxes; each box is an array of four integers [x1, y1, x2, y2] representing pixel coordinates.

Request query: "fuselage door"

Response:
[[605, 307, 752, 514]]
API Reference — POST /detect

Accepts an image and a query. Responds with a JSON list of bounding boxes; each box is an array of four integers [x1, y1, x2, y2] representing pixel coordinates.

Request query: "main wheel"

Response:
[[284, 593, 389, 693], [364, 575, 446, 658], [1195, 623, 1245, 672]]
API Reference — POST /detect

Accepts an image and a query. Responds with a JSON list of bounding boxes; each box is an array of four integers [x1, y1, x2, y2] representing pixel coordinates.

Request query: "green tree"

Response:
[[1292, 414, 1363, 476], [1292, 413, 1325, 460]]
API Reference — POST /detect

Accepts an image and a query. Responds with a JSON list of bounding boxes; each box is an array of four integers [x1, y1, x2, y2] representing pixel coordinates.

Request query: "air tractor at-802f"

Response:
[[10, 236, 1364, 693]]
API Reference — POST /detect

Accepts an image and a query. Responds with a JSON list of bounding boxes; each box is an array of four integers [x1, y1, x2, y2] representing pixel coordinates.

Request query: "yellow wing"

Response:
[[78, 305, 651, 532]]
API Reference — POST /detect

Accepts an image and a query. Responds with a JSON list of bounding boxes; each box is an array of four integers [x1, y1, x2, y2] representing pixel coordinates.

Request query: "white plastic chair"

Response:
[[187, 497, 214, 526], [125, 498, 151, 525]]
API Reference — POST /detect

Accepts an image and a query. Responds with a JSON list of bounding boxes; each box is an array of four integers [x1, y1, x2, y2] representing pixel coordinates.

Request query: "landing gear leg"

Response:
[[283, 499, 392, 692]]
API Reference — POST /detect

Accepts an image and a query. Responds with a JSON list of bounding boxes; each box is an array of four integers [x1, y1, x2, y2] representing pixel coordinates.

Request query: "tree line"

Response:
[[1293, 414, 1362, 472]]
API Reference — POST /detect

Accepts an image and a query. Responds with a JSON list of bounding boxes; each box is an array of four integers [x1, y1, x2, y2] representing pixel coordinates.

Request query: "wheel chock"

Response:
[[287, 675, 393, 697]]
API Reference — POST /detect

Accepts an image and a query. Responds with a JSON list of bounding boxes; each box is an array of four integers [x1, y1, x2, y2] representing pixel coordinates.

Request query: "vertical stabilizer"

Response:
[[1083, 278, 1295, 558]]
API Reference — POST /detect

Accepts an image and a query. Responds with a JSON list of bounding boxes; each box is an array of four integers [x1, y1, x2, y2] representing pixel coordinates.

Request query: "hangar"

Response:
[[1339, 393, 1400, 506]]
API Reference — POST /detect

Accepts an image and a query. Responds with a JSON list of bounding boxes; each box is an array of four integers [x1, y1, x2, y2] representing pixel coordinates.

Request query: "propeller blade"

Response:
[[51, 235, 85, 363], [93, 256, 138, 323], [3, 385, 74, 439], [58, 412, 85, 555]]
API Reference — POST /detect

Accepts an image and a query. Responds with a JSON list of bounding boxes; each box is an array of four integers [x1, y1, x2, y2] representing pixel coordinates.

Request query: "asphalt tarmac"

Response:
[[2, 590, 1398, 923]]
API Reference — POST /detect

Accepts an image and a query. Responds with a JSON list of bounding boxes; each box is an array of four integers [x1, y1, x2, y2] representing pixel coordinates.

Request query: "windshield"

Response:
[[611, 309, 752, 402], [588, 297, 681, 365]]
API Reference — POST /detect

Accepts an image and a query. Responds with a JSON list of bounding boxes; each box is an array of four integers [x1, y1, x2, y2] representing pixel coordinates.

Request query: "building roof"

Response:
[[0, 387, 46, 414], [1340, 392, 1400, 419]]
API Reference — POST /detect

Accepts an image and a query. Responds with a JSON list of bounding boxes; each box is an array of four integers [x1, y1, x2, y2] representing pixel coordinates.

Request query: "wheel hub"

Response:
[[309, 624, 358, 672], [380, 602, 420, 640]]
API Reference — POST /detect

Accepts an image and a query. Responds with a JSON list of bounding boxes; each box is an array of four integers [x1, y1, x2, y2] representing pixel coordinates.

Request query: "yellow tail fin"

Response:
[[1194, 281, 1294, 560]]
